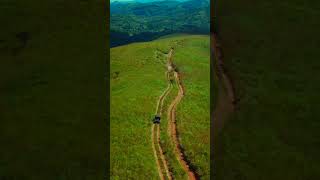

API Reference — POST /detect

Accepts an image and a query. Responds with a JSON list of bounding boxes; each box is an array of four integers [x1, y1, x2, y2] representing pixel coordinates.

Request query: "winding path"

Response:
[[152, 47, 198, 180], [152, 124, 166, 180], [167, 71, 197, 180], [152, 77, 173, 180]]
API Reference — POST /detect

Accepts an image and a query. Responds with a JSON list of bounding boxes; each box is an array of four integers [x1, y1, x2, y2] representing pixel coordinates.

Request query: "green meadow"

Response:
[[111, 35, 210, 179], [0, 1, 107, 179], [214, 0, 320, 179]]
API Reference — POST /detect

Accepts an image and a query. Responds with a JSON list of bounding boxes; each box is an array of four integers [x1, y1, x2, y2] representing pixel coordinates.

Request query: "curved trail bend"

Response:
[[152, 47, 198, 180], [152, 124, 166, 180], [152, 78, 173, 180], [167, 71, 197, 180]]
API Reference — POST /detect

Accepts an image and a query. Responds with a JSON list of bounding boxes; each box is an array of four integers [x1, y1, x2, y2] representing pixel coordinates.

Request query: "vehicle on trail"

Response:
[[153, 115, 161, 124]]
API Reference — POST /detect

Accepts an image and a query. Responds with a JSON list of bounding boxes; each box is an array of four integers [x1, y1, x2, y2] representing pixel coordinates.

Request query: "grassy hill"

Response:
[[214, 0, 320, 179], [0, 1, 107, 179], [110, 34, 210, 179]]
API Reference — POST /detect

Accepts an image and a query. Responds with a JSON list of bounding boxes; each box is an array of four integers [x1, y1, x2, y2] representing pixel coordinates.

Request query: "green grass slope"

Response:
[[214, 0, 320, 179], [174, 38, 210, 179], [111, 35, 210, 179], [0, 1, 107, 179]]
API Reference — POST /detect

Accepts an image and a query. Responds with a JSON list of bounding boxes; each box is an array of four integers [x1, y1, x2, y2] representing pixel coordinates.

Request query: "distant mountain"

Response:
[[111, 0, 209, 15], [110, 0, 210, 47], [110, 0, 190, 3]]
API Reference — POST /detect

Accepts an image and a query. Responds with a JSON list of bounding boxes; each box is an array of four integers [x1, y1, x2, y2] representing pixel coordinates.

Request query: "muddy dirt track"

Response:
[[151, 48, 198, 180], [152, 81, 173, 180], [167, 72, 197, 180]]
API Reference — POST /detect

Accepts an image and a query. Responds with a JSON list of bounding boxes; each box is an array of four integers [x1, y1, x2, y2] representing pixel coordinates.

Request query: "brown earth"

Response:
[[152, 124, 166, 180], [152, 47, 201, 180], [152, 80, 173, 180], [167, 71, 198, 180]]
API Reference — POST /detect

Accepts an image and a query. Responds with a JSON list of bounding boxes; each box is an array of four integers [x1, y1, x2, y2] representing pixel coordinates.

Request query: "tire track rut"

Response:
[[167, 71, 198, 180], [152, 79, 173, 180], [152, 47, 198, 180]]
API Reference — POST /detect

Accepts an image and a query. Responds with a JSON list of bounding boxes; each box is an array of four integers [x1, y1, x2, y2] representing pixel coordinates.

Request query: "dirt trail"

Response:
[[167, 71, 197, 180], [152, 124, 166, 180], [152, 78, 173, 180], [212, 34, 236, 137], [156, 123, 172, 180], [155, 81, 173, 116], [152, 47, 198, 180]]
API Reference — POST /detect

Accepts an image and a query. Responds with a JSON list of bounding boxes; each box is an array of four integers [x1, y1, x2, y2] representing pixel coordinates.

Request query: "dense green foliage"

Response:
[[214, 0, 320, 179], [110, 0, 210, 47], [0, 1, 107, 179], [111, 35, 210, 179]]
